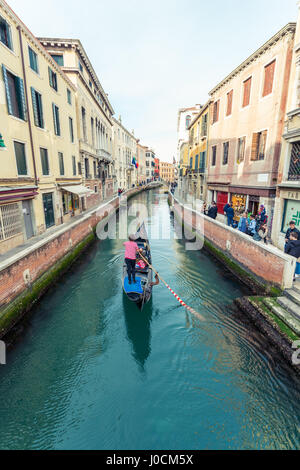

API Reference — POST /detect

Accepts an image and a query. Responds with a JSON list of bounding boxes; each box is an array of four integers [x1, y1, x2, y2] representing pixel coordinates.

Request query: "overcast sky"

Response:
[[7, 0, 299, 162]]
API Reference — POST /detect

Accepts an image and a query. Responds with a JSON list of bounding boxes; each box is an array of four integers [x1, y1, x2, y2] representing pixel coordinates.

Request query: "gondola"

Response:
[[122, 223, 153, 310]]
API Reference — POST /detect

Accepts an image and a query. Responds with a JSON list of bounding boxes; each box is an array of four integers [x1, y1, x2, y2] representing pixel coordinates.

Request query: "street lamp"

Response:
[[0, 134, 7, 151]]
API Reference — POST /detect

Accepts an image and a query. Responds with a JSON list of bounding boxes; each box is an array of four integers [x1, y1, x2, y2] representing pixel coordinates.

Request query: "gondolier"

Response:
[[123, 235, 141, 284]]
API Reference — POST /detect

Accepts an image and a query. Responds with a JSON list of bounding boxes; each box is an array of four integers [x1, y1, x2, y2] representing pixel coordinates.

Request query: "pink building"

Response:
[[207, 23, 296, 224]]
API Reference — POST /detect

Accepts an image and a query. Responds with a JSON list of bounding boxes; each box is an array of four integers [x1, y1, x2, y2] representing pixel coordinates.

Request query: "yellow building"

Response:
[[185, 101, 210, 200], [160, 161, 175, 183], [0, 0, 83, 254], [39, 37, 115, 208]]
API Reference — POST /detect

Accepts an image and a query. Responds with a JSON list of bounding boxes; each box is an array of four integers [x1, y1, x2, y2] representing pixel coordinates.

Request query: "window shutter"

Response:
[[48, 67, 52, 87], [38, 93, 44, 129], [16, 77, 27, 121], [2, 65, 13, 115], [251, 133, 259, 160], [52, 103, 57, 134], [31, 87, 39, 126], [263, 61, 275, 97]]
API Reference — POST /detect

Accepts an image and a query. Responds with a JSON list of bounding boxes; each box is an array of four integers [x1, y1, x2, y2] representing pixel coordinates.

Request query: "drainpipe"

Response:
[[17, 26, 38, 187]]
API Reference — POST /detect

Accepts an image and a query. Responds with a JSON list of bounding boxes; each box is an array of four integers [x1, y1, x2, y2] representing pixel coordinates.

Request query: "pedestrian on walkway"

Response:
[[247, 215, 257, 236], [226, 203, 235, 227], [224, 202, 230, 217], [285, 232, 300, 280], [285, 221, 300, 244], [253, 223, 268, 244], [207, 202, 218, 220], [238, 212, 248, 233]]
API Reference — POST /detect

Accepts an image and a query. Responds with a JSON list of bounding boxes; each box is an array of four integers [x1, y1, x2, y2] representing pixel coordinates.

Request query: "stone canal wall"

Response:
[[170, 193, 295, 292], [0, 186, 144, 338]]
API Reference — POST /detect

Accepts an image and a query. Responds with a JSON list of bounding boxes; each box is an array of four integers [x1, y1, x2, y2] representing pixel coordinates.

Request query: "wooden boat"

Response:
[[122, 223, 153, 310]]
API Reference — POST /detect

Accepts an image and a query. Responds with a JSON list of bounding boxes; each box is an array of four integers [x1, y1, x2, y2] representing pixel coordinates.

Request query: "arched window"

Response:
[[186, 115, 191, 129]]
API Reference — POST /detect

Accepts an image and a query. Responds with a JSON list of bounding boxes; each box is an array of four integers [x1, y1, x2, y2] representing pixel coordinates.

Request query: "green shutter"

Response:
[[16, 77, 27, 121], [31, 87, 39, 126], [52, 103, 57, 134], [48, 67, 52, 87], [2, 65, 13, 115], [14, 141, 27, 175], [37, 93, 44, 128]]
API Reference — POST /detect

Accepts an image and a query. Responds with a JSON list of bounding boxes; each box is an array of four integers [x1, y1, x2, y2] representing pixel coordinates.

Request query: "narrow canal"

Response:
[[0, 189, 299, 450]]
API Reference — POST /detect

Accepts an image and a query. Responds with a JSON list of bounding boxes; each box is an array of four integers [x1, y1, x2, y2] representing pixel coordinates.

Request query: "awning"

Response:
[[61, 185, 93, 196]]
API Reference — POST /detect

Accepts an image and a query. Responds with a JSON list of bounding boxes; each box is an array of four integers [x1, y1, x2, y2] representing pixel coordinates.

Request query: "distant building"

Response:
[[160, 162, 175, 183], [154, 158, 160, 179], [177, 105, 202, 165], [112, 116, 137, 189], [136, 141, 147, 184], [145, 148, 155, 182]]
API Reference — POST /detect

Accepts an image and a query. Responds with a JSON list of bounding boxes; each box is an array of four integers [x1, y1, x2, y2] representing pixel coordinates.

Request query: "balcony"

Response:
[[288, 142, 300, 181], [96, 148, 113, 163]]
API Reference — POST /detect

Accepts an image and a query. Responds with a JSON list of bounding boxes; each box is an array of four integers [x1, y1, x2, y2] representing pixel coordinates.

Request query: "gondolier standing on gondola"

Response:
[[123, 235, 142, 284]]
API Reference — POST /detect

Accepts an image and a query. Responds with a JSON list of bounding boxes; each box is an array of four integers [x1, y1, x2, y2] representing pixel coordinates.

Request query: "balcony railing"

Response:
[[288, 142, 300, 181], [96, 148, 113, 163]]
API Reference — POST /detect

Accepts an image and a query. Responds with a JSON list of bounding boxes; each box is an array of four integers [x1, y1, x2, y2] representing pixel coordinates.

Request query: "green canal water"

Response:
[[0, 190, 300, 450]]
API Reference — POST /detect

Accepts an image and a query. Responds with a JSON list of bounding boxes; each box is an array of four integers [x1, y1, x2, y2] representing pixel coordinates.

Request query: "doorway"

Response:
[[22, 200, 34, 239], [43, 193, 55, 229]]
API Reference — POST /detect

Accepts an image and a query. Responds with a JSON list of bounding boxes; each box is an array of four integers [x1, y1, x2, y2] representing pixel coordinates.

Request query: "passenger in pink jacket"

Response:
[[123, 235, 141, 284]]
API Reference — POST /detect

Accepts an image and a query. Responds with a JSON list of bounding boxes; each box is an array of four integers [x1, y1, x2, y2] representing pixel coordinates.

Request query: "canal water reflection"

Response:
[[0, 189, 299, 450]]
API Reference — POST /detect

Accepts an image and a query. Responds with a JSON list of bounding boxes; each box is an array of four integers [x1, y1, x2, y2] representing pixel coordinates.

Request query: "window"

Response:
[[199, 151, 206, 172], [28, 46, 38, 73], [0, 203, 23, 241], [2, 66, 27, 120], [226, 90, 233, 116], [94, 185, 98, 193], [251, 130, 267, 161], [48, 67, 57, 91], [201, 113, 208, 136], [89, 80, 92, 88], [194, 154, 199, 170], [213, 100, 220, 123], [58, 152, 64, 175], [31, 88, 44, 128], [93, 160, 96, 177], [185, 115, 191, 129], [67, 88, 72, 105], [237, 137, 246, 163], [189, 157, 193, 169], [91, 117, 94, 146], [79, 61, 83, 72], [242, 77, 252, 107], [14, 141, 27, 175], [51, 54, 64, 66], [52, 104, 60, 136], [212, 146, 217, 166], [223, 142, 229, 165], [81, 107, 87, 141], [0, 15, 12, 50], [40, 148, 50, 175], [78, 162, 82, 175], [69, 117, 74, 143], [72, 156, 76, 176], [262, 60, 276, 97]]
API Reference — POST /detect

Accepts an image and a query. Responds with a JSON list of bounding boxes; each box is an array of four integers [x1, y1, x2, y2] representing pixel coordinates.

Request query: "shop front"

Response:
[[60, 185, 93, 221], [231, 194, 247, 220]]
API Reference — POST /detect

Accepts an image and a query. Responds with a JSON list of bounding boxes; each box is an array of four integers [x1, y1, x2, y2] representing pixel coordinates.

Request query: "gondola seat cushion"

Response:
[[124, 277, 143, 294]]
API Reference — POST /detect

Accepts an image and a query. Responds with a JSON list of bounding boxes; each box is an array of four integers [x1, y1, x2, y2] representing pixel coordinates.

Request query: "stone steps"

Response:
[[262, 298, 300, 336], [293, 281, 300, 295], [277, 296, 300, 321], [285, 288, 300, 307]]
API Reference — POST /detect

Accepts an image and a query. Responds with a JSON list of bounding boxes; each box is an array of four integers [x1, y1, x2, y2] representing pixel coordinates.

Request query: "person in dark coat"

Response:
[[226, 204, 235, 227], [285, 221, 300, 243], [223, 203, 230, 216], [207, 202, 218, 220], [285, 232, 300, 280]]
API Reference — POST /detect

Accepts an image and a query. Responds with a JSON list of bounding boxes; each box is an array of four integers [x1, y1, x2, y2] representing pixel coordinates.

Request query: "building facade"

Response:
[[184, 101, 210, 201], [154, 157, 160, 180], [0, 0, 83, 254], [176, 105, 202, 165], [38, 37, 115, 208], [145, 148, 155, 182], [207, 24, 296, 225], [160, 161, 175, 183], [272, 6, 300, 248], [112, 116, 137, 189], [136, 141, 147, 184]]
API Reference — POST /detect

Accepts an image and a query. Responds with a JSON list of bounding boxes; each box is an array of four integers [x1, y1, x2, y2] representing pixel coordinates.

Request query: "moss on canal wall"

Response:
[[0, 232, 96, 339]]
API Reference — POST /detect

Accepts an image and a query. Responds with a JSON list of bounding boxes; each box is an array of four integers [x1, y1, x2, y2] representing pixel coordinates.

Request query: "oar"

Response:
[[138, 252, 204, 321]]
